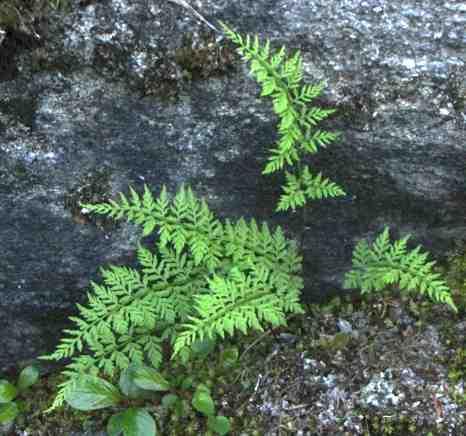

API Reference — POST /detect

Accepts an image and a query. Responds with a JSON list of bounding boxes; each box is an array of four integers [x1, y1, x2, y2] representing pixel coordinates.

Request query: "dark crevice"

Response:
[[0, 28, 41, 81]]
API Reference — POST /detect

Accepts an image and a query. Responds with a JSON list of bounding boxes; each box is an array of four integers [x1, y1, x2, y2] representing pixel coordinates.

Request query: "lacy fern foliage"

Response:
[[344, 227, 457, 311], [41, 185, 304, 411], [221, 22, 345, 211]]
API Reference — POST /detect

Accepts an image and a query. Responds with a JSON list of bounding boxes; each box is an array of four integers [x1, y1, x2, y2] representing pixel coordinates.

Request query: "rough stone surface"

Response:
[[0, 0, 465, 371]]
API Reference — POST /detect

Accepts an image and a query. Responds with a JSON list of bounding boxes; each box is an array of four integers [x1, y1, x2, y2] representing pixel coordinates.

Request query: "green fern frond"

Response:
[[344, 227, 457, 311], [172, 264, 303, 357], [277, 166, 346, 211], [81, 184, 169, 237], [43, 184, 304, 411], [220, 21, 345, 211]]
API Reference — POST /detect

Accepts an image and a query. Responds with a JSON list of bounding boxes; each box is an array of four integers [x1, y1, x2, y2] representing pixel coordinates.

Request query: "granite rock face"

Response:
[[0, 0, 465, 371]]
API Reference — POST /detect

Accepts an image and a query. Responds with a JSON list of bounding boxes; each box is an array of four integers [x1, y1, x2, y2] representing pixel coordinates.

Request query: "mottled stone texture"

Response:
[[0, 0, 465, 371]]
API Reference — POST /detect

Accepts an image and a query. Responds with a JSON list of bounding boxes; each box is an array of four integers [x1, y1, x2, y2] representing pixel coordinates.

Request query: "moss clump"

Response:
[[446, 67, 466, 113], [434, 244, 466, 316], [142, 30, 237, 102], [0, 0, 67, 33], [174, 30, 236, 81], [63, 167, 114, 230], [362, 413, 447, 435]]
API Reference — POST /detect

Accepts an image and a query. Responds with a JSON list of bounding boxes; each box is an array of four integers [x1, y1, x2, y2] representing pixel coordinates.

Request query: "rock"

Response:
[[0, 0, 465, 371], [337, 318, 353, 334], [360, 369, 404, 408]]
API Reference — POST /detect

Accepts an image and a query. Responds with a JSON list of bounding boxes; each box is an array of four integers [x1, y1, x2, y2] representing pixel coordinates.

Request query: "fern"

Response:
[[277, 166, 346, 211], [41, 184, 304, 411], [173, 265, 304, 357], [344, 227, 457, 311], [220, 22, 345, 211]]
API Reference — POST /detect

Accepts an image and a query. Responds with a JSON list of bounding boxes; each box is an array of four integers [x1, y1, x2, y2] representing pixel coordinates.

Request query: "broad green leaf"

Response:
[[0, 380, 17, 403], [192, 389, 215, 416], [132, 366, 171, 392], [17, 365, 40, 391], [119, 366, 148, 399], [207, 415, 231, 435], [0, 402, 19, 424], [107, 408, 157, 436], [64, 375, 122, 411]]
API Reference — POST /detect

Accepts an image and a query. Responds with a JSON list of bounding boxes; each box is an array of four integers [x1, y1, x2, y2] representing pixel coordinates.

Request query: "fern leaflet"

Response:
[[344, 227, 457, 311]]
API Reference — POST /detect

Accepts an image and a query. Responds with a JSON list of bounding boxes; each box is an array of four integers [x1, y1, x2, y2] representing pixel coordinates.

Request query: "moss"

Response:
[[142, 30, 237, 102], [438, 246, 466, 312], [445, 67, 466, 114], [174, 30, 237, 81], [63, 167, 115, 231], [362, 413, 448, 435], [433, 248, 466, 405], [0, 0, 72, 80], [0, 0, 67, 33], [0, 2, 21, 29]]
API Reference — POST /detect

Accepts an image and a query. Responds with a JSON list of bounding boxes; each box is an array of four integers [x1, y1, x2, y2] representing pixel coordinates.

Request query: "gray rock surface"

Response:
[[0, 0, 465, 371]]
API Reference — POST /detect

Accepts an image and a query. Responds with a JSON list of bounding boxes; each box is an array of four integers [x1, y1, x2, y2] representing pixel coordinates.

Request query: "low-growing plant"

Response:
[[190, 382, 230, 435], [344, 227, 457, 311], [40, 184, 304, 412], [62, 361, 230, 436], [438, 249, 466, 312], [0, 365, 40, 426]]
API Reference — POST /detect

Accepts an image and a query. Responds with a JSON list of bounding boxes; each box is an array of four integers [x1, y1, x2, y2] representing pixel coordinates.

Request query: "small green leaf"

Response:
[[180, 376, 194, 390], [220, 347, 239, 368], [15, 399, 27, 413], [64, 375, 122, 411], [0, 381, 18, 403], [207, 415, 231, 435], [132, 366, 171, 392], [173, 398, 187, 418], [192, 389, 215, 416], [17, 365, 40, 391], [0, 402, 19, 424], [107, 408, 157, 436]]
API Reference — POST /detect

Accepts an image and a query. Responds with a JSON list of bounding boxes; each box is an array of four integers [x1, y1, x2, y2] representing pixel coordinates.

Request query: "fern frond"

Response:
[[277, 166, 345, 211], [44, 184, 304, 411], [344, 227, 457, 311], [172, 264, 303, 357], [40, 262, 176, 383], [220, 21, 344, 211]]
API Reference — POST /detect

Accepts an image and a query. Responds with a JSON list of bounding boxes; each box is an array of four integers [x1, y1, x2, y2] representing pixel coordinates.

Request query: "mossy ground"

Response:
[[3, 252, 466, 436]]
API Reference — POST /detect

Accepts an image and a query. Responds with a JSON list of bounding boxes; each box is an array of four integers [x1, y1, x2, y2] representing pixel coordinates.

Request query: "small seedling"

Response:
[[0, 365, 40, 425]]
